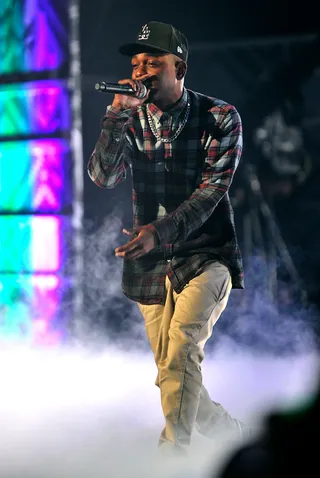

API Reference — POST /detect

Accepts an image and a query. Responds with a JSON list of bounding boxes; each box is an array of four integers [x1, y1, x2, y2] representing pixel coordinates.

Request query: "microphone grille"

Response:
[[136, 84, 148, 100]]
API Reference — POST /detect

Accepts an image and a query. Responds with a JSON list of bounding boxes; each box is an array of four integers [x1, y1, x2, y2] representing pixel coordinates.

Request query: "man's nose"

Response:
[[135, 65, 148, 78]]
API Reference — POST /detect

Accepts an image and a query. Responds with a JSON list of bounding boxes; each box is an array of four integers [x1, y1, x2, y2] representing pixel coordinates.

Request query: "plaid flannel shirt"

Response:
[[88, 88, 244, 304]]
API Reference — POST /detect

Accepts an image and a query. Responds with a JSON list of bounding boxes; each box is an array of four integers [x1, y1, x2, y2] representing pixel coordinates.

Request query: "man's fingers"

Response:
[[122, 228, 139, 238], [115, 225, 155, 258], [116, 238, 139, 252], [115, 239, 142, 256], [118, 79, 137, 90], [117, 248, 144, 259]]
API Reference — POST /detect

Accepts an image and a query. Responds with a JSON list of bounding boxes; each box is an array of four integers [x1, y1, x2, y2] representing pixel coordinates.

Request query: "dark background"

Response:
[[78, 0, 320, 348]]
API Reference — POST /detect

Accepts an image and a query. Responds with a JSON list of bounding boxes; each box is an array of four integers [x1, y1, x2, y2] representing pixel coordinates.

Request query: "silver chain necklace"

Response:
[[146, 92, 191, 143]]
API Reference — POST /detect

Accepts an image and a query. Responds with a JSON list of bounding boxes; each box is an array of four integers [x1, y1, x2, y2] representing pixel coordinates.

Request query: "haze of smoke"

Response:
[[0, 212, 319, 478], [0, 340, 319, 478], [72, 209, 147, 350], [78, 214, 319, 357]]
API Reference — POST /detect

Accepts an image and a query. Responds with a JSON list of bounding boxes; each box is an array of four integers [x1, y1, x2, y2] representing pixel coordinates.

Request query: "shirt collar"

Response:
[[145, 88, 189, 124]]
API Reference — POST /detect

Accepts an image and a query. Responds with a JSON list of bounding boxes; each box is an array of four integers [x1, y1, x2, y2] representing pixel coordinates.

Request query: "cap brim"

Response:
[[119, 42, 172, 57]]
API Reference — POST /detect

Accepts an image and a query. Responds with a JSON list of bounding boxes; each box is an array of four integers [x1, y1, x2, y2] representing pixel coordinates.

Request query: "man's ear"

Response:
[[176, 61, 187, 80]]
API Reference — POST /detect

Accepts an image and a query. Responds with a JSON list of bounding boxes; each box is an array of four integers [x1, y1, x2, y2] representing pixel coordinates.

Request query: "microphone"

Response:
[[94, 81, 148, 99]]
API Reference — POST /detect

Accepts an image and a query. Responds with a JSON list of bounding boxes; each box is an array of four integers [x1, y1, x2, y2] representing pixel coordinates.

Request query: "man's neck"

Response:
[[153, 89, 184, 111]]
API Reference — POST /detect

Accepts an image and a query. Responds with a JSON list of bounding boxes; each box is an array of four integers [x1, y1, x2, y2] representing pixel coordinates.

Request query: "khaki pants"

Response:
[[138, 261, 239, 450]]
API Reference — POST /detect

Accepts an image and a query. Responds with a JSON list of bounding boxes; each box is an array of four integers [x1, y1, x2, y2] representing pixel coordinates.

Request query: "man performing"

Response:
[[88, 21, 248, 456]]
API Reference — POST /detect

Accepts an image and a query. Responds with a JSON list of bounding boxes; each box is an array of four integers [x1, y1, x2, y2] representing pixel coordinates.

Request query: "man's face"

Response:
[[131, 52, 179, 102]]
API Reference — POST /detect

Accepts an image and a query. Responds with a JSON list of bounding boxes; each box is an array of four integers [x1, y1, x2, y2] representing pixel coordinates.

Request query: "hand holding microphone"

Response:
[[95, 78, 151, 111]]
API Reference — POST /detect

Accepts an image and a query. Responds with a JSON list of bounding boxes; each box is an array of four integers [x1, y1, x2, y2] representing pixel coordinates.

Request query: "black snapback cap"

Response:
[[119, 21, 189, 63]]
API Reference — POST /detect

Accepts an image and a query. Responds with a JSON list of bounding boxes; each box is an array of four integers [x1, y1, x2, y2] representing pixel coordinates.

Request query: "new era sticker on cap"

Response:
[[177, 46, 183, 53]]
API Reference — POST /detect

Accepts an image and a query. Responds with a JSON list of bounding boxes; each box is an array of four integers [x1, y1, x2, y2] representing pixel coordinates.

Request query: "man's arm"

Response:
[[87, 106, 134, 189], [152, 104, 243, 244]]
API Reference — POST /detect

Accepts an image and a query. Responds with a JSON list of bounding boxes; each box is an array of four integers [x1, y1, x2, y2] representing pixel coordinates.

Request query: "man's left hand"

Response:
[[115, 224, 159, 259]]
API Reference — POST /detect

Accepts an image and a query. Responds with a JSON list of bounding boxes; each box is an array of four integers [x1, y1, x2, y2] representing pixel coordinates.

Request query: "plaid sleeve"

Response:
[[87, 106, 134, 188], [152, 104, 243, 244]]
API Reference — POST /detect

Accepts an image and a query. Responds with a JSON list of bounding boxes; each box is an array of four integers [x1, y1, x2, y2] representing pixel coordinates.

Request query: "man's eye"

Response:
[[132, 65, 138, 69], [148, 63, 158, 67]]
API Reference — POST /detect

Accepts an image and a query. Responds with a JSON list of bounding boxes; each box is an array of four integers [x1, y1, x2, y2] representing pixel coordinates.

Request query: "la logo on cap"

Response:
[[138, 24, 150, 40]]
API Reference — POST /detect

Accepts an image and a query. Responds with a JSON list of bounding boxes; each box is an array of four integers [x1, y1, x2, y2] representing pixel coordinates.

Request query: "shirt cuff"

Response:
[[151, 216, 177, 245], [100, 106, 131, 124], [162, 243, 173, 259]]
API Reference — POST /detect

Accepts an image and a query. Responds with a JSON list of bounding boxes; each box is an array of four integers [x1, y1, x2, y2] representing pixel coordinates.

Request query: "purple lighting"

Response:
[[0, 0, 73, 344], [24, 0, 68, 71], [0, 81, 70, 137], [30, 140, 67, 211], [0, 274, 65, 346]]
